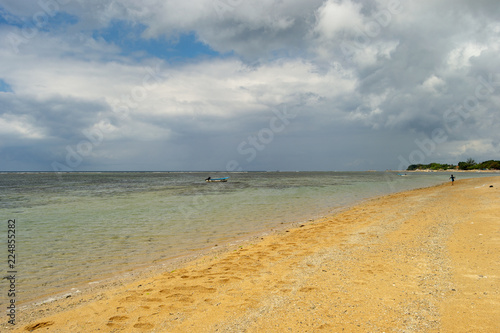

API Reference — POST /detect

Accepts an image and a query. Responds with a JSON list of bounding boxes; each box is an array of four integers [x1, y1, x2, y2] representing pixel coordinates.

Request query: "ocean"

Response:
[[0, 171, 495, 306]]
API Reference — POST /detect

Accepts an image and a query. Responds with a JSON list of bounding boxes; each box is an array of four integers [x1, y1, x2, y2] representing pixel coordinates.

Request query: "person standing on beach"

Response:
[[450, 174, 455, 185]]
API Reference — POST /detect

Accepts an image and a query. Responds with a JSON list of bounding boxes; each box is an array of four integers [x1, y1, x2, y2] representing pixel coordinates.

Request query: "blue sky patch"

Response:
[[0, 6, 78, 31], [93, 20, 222, 61], [0, 79, 13, 93], [48, 12, 79, 29], [0, 6, 22, 26]]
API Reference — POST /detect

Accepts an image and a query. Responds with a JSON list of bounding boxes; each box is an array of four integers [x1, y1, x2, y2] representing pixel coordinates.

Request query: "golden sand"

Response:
[[9, 177, 500, 332]]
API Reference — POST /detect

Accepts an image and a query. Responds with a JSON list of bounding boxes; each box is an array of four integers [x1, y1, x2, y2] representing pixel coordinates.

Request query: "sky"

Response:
[[1, 0, 499, 172]]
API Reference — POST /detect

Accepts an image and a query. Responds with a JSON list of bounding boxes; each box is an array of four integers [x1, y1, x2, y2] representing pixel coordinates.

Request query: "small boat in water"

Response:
[[205, 177, 229, 182]]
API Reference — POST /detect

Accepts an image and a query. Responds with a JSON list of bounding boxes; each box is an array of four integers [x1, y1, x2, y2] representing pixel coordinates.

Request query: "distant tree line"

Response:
[[407, 159, 500, 171]]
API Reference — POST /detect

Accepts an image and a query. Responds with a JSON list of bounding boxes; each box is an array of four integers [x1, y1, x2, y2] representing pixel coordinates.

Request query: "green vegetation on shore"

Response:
[[407, 159, 500, 171]]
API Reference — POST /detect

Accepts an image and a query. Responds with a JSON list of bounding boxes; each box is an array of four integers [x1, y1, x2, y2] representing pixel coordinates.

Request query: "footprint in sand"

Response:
[[144, 297, 162, 302], [107, 315, 129, 327], [24, 321, 55, 331], [173, 285, 217, 293], [134, 322, 154, 329], [181, 274, 204, 279], [121, 291, 142, 302], [164, 293, 195, 303]]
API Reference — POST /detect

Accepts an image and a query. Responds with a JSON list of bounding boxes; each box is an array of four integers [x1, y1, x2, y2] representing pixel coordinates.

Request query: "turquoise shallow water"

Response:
[[0, 171, 496, 305]]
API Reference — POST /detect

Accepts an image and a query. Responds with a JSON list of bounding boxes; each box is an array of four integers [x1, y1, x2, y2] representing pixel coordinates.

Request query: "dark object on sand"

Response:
[[490, 185, 493, 188]]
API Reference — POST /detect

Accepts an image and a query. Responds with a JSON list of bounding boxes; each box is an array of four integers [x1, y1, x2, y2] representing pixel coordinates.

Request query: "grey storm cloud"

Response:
[[0, 0, 499, 171], [1, 94, 108, 140]]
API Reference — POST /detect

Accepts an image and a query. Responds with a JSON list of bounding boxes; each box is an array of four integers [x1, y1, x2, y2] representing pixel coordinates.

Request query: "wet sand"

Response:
[[9, 177, 500, 332]]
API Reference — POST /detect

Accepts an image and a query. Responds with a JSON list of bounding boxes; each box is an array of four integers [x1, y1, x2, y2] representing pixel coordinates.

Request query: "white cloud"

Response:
[[0, 112, 45, 140], [451, 139, 499, 158], [314, 0, 364, 39], [421, 75, 445, 94], [446, 43, 489, 71]]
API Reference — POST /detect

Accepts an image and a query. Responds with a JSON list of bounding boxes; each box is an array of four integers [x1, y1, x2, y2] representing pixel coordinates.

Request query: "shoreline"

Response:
[[7, 176, 500, 332], [14, 201, 354, 317], [11, 180, 379, 309], [4, 170, 429, 308]]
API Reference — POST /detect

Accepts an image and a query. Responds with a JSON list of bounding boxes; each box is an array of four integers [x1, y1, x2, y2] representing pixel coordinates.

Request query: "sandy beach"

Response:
[[9, 176, 500, 332]]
